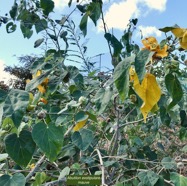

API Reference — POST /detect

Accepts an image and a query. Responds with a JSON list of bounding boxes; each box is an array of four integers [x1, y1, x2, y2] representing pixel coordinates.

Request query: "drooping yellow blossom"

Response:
[[26, 70, 49, 93], [133, 72, 161, 122], [171, 28, 187, 49], [142, 37, 168, 59]]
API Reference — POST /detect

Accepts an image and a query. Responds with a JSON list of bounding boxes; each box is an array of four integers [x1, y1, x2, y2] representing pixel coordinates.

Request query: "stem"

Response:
[[100, 3, 113, 59], [119, 114, 156, 128], [95, 149, 107, 186], [26, 155, 45, 182]]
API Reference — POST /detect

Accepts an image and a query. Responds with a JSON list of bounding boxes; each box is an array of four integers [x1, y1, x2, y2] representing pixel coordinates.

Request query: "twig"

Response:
[[164, 179, 175, 186], [100, 3, 113, 59], [119, 114, 156, 128], [26, 155, 45, 182], [110, 110, 120, 155], [95, 149, 108, 186]]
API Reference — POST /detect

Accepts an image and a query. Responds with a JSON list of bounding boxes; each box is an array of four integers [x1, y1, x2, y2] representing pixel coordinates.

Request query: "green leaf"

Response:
[[104, 33, 123, 57], [40, 0, 54, 16], [35, 19, 48, 33], [179, 127, 187, 141], [71, 128, 93, 151], [80, 13, 88, 36], [170, 172, 187, 186], [75, 111, 88, 122], [20, 22, 33, 39], [138, 171, 159, 186], [3, 89, 29, 128], [160, 39, 167, 49], [34, 38, 44, 48], [165, 73, 183, 110], [59, 167, 70, 180], [4, 130, 36, 167], [9, 3, 18, 20], [161, 157, 176, 169], [114, 56, 133, 101], [132, 18, 138, 26], [160, 106, 171, 126], [87, 2, 101, 26], [180, 110, 187, 127], [0, 173, 26, 186], [32, 172, 47, 186], [135, 49, 154, 82], [159, 24, 179, 32], [6, 22, 17, 33], [94, 87, 113, 114], [68, 0, 73, 7], [32, 122, 65, 162]]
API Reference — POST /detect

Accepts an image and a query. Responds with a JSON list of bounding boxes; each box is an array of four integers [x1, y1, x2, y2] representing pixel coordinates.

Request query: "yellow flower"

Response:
[[26, 70, 49, 93], [142, 37, 158, 50], [142, 37, 168, 59], [171, 28, 187, 49], [39, 98, 48, 104], [28, 163, 35, 170]]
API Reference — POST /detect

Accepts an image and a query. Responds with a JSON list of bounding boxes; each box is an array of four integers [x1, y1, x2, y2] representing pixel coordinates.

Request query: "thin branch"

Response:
[[95, 149, 108, 186], [100, 3, 113, 59], [119, 114, 156, 128], [26, 155, 45, 182]]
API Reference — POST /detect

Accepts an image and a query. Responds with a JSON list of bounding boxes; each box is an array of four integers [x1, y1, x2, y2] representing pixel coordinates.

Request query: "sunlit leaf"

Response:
[[73, 111, 89, 131], [170, 172, 187, 186], [133, 73, 161, 122]]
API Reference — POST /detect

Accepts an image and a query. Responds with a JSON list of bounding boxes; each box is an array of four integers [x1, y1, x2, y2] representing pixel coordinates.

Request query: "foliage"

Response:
[[0, 0, 187, 186]]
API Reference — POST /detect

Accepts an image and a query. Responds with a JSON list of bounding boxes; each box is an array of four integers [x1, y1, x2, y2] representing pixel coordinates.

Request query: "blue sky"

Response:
[[0, 0, 187, 82]]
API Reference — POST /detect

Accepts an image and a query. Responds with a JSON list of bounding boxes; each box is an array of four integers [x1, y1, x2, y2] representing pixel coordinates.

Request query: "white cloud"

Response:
[[98, 0, 139, 31], [138, 25, 162, 37], [0, 60, 16, 84], [141, 0, 167, 12], [53, 0, 70, 9], [98, 0, 167, 31]]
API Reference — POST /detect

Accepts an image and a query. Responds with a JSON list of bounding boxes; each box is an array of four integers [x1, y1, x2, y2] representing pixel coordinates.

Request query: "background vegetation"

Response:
[[0, 0, 187, 185]]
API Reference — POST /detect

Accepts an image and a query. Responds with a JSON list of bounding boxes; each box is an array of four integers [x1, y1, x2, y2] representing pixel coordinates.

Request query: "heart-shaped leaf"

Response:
[[0, 173, 26, 186], [4, 130, 36, 167], [32, 122, 65, 162]]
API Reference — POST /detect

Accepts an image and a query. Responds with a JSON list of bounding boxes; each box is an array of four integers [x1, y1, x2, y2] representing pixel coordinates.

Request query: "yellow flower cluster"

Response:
[[142, 37, 168, 59]]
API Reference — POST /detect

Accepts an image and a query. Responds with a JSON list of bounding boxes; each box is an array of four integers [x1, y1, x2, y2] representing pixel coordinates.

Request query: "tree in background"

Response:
[[4, 55, 35, 89]]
